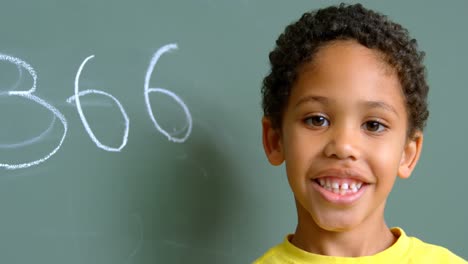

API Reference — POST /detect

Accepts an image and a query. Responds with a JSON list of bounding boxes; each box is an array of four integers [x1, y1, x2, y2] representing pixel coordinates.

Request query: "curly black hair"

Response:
[[262, 3, 429, 138]]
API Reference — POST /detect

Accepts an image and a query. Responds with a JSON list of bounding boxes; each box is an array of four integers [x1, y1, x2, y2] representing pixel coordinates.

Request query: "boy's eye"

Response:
[[304, 115, 329, 127], [363, 120, 386, 132]]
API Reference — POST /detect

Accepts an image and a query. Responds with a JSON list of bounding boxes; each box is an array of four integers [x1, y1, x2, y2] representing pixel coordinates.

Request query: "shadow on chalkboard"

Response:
[[126, 122, 240, 262]]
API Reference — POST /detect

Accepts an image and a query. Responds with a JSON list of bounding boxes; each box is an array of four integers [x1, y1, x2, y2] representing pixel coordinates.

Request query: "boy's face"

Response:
[[262, 40, 423, 232]]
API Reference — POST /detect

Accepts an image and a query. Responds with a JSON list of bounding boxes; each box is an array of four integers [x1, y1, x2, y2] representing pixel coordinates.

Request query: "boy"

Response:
[[255, 3, 466, 263]]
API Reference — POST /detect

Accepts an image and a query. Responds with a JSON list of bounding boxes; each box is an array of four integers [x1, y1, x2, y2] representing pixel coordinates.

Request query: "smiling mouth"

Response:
[[314, 177, 366, 195]]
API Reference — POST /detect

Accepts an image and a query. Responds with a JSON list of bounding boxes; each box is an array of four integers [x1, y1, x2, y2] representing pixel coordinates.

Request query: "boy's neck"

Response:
[[291, 202, 396, 257]]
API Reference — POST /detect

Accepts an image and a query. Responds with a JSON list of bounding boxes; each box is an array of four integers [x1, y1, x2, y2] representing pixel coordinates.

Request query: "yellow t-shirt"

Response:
[[253, 228, 467, 264]]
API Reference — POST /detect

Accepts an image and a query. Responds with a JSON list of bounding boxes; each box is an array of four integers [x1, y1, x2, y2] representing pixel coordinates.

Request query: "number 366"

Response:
[[0, 43, 192, 170]]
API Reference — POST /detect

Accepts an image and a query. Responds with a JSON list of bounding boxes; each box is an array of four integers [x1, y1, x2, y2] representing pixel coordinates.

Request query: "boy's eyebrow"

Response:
[[363, 100, 399, 117], [294, 96, 399, 117], [294, 95, 330, 108]]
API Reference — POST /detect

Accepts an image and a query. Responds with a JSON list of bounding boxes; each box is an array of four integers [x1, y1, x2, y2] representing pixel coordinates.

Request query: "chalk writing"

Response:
[[144, 44, 192, 143], [0, 54, 68, 170], [66, 55, 130, 152], [0, 43, 192, 170]]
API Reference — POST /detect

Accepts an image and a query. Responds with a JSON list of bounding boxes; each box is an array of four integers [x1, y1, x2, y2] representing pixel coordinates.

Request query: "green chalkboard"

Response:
[[0, 0, 466, 263]]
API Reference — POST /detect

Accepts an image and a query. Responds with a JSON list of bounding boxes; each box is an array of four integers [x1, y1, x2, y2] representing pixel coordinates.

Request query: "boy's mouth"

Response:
[[311, 176, 369, 204], [314, 177, 364, 195]]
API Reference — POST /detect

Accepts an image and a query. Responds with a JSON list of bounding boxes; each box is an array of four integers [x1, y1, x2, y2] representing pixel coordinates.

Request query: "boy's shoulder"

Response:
[[253, 228, 467, 264], [407, 234, 466, 263], [252, 236, 289, 264]]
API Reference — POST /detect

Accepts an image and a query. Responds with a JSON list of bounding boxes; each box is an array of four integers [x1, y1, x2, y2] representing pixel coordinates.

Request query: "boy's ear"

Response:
[[262, 117, 285, 166], [398, 131, 423, 179]]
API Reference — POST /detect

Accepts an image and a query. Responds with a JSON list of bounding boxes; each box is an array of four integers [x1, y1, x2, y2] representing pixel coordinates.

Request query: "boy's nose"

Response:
[[323, 126, 361, 161]]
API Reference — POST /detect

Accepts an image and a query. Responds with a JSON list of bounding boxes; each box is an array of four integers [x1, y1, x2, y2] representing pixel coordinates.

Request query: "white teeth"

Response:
[[316, 178, 365, 195], [319, 179, 325, 186]]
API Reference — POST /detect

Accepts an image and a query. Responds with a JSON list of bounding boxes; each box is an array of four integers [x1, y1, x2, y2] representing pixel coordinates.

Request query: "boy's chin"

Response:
[[313, 213, 362, 232], [305, 207, 366, 233], [296, 200, 380, 233]]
